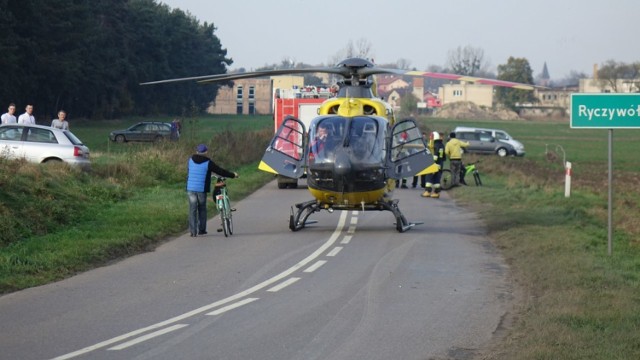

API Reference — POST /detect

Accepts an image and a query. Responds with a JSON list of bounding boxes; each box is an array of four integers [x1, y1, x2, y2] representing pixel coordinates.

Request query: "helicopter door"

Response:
[[387, 119, 434, 179], [258, 115, 307, 179]]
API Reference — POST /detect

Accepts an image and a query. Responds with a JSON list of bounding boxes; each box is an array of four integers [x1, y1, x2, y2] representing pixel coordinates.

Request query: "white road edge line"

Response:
[[107, 324, 188, 351], [206, 297, 259, 316], [304, 260, 327, 273], [50, 211, 348, 360], [267, 277, 300, 292], [327, 247, 342, 257], [341, 235, 352, 244]]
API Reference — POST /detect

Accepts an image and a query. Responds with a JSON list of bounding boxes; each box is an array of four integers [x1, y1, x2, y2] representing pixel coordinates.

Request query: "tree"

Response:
[[0, 0, 231, 118], [446, 45, 489, 76], [329, 38, 374, 65], [495, 57, 536, 111], [555, 70, 588, 87], [398, 93, 419, 118], [597, 60, 640, 92]]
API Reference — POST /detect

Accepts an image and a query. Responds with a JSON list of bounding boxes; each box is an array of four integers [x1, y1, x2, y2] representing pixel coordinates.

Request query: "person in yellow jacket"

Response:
[[445, 132, 469, 187]]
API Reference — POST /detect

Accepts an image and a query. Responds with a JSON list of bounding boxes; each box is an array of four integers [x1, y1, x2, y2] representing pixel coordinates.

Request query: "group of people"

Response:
[[398, 131, 469, 199], [1, 103, 70, 130]]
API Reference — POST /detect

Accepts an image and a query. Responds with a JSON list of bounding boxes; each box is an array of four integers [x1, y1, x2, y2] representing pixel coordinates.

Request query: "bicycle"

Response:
[[213, 177, 234, 237], [440, 161, 482, 190]]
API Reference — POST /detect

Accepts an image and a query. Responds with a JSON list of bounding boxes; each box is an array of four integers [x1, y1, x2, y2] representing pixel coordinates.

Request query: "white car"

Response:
[[0, 124, 91, 169]]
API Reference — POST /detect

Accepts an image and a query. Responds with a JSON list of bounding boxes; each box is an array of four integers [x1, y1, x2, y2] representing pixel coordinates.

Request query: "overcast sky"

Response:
[[160, 0, 639, 80]]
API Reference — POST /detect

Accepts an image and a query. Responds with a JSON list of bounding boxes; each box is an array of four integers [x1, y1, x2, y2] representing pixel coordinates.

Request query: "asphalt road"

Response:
[[0, 181, 513, 360]]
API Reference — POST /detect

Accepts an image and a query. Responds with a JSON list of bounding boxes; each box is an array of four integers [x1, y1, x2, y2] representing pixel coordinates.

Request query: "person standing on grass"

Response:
[[51, 110, 69, 130], [445, 131, 469, 187], [186, 144, 238, 237], [1, 103, 17, 124]]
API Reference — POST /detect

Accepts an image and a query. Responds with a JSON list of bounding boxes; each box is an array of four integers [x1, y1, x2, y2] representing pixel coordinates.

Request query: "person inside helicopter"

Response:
[[309, 118, 341, 163]]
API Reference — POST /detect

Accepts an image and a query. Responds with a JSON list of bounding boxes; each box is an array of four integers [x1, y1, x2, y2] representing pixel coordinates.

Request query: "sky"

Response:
[[160, 0, 639, 80]]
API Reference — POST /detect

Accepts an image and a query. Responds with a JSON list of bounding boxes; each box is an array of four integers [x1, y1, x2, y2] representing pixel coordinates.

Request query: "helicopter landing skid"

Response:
[[381, 199, 417, 233], [289, 200, 322, 231], [289, 199, 419, 233]]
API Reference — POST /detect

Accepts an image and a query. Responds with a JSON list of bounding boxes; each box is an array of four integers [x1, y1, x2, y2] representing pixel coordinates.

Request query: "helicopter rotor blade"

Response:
[[140, 66, 353, 86], [140, 56, 540, 90]]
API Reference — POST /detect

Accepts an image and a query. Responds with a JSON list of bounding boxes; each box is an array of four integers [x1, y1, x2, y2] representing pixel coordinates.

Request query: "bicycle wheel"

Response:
[[225, 217, 233, 236], [440, 169, 453, 190], [474, 171, 482, 186], [222, 211, 230, 237], [222, 197, 234, 236]]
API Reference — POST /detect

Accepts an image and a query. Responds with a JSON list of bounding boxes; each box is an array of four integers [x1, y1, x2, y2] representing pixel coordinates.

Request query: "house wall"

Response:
[[377, 76, 409, 92], [534, 88, 572, 108], [579, 78, 640, 93], [207, 78, 273, 115], [438, 83, 493, 107]]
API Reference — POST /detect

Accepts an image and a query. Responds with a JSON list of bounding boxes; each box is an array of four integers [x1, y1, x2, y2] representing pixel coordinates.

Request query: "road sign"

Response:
[[571, 93, 640, 128]]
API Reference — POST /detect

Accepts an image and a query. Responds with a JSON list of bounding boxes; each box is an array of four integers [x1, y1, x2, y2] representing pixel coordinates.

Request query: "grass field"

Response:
[[1, 114, 639, 358], [417, 116, 640, 359]]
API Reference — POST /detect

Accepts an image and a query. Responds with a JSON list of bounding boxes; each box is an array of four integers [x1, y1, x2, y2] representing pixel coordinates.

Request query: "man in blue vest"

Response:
[[187, 144, 238, 237]]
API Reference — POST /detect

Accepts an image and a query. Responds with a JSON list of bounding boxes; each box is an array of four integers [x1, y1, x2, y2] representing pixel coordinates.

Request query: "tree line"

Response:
[[0, 0, 231, 120]]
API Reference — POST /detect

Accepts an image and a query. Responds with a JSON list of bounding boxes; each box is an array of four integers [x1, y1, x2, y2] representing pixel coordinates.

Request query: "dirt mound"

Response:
[[435, 101, 520, 120]]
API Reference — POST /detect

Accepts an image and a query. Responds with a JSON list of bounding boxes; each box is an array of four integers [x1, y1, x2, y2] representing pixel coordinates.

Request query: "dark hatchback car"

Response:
[[109, 122, 176, 143]]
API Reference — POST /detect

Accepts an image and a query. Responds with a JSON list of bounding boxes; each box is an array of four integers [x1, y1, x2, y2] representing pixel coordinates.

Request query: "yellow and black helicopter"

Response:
[[142, 58, 535, 232]]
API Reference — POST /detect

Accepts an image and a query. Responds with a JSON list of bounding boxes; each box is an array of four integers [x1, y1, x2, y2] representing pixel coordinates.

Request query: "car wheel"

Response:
[[43, 158, 63, 165], [496, 147, 508, 157], [115, 135, 126, 143], [154, 135, 163, 142]]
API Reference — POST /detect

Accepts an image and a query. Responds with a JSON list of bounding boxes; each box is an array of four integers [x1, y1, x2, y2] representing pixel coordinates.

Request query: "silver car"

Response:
[[454, 126, 525, 156], [0, 124, 91, 169], [455, 130, 517, 157]]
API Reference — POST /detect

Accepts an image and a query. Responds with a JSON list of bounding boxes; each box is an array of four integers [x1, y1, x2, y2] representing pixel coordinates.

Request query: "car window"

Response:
[[131, 124, 145, 131], [458, 132, 478, 140], [495, 131, 508, 140], [26, 128, 58, 143], [478, 132, 493, 142], [63, 131, 84, 145], [0, 126, 24, 141]]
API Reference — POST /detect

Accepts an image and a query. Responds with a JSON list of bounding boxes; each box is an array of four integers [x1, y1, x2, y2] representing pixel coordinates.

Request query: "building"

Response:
[[376, 75, 410, 93], [438, 82, 493, 108], [579, 78, 640, 93], [208, 78, 272, 115]]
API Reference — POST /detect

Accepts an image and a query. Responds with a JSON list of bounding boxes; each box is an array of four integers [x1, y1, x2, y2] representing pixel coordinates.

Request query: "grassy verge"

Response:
[[0, 163, 273, 292], [0, 115, 274, 293], [445, 155, 640, 359]]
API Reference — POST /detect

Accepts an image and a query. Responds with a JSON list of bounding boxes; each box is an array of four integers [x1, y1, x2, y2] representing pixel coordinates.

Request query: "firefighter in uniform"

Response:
[[422, 131, 445, 198]]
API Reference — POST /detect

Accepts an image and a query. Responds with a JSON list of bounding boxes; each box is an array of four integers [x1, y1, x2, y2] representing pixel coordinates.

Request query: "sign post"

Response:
[[571, 93, 640, 255]]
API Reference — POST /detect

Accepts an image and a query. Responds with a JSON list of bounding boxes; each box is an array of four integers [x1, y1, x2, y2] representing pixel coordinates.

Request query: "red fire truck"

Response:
[[271, 92, 327, 189]]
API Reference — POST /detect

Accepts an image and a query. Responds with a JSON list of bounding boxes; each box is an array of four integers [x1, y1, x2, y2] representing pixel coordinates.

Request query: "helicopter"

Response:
[[141, 58, 536, 232]]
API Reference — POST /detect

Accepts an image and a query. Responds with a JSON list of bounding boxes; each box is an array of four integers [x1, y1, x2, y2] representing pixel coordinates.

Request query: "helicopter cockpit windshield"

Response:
[[309, 117, 344, 163], [309, 115, 386, 165], [347, 116, 385, 164]]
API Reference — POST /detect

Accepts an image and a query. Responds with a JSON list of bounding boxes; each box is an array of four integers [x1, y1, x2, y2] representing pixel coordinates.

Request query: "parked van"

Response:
[[453, 126, 525, 156]]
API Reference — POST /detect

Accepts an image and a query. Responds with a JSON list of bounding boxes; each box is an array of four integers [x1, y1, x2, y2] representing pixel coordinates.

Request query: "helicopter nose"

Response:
[[334, 150, 352, 176]]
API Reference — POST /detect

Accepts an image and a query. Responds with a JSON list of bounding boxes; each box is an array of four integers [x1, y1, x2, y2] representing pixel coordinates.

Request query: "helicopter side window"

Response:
[[391, 121, 424, 162]]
